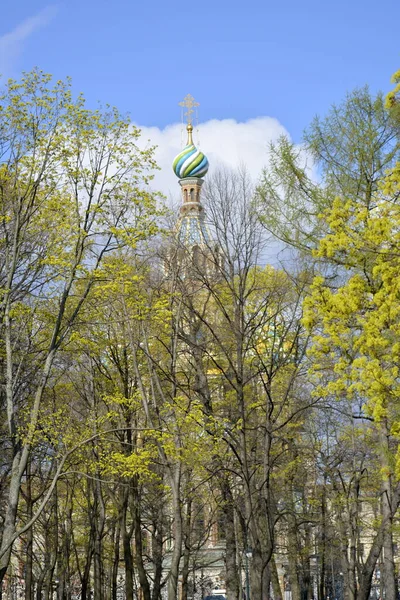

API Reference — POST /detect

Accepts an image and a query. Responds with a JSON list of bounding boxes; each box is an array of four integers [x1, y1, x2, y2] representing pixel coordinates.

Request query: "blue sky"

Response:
[[1, 0, 400, 195]]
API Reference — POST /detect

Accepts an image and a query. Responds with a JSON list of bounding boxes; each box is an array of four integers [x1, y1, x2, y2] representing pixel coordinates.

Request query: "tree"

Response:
[[303, 153, 400, 600], [258, 87, 399, 254], [162, 168, 317, 600], [0, 69, 159, 591], [256, 79, 400, 600], [386, 69, 400, 124]]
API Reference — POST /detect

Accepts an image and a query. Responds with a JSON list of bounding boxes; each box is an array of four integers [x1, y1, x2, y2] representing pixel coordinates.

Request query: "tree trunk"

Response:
[[263, 564, 271, 600], [380, 422, 397, 600], [357, 481, 400, 600], [168, 481, 183, 600], [81, 535, 94, 600], [318, 483, 327, 600], [269, 556, 283, 600], [111, 519, 121, 600], [181, 499, 192, 600], [220, 478, 239, 600], [0, 453, 22, 590], [121, 494, 135, 600], [151, 521, 164, 600], [181, 543, 190, 600], [93, 477, 106, 600], [287, 519, 301, 600], [36, 568, 46, 600], [250, 544, 270, 600], [133, 483, 151, 600], [25, 461, 34, 600]]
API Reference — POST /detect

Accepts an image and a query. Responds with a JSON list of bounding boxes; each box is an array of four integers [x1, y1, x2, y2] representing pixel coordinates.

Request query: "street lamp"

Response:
[[244, 548, 253, 600]]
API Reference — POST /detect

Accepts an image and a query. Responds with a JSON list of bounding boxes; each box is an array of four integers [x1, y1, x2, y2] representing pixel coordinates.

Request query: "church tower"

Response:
[[172, 95, 212, 261]]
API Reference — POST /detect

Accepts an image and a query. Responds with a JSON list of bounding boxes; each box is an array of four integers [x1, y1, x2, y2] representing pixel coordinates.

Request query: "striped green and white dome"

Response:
[[173, 125, 209, 179]]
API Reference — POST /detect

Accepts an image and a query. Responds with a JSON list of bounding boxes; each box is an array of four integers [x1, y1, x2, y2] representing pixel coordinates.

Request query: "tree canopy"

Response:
[[1, 68, 400, 600]]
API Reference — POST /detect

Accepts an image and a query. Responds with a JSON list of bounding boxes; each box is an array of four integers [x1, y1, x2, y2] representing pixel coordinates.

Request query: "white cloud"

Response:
[[137, 116, 315, 267], [0, 6, 57, 75], [136, 116, 289, 201]]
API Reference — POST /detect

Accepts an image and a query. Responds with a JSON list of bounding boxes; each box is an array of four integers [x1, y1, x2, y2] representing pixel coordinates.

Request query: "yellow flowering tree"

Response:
[[386, 69, 400, 123], [303, 137, 400, 600]]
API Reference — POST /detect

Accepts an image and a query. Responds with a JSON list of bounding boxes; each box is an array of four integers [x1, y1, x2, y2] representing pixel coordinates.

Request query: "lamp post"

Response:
[[244, 548, 252, 600]]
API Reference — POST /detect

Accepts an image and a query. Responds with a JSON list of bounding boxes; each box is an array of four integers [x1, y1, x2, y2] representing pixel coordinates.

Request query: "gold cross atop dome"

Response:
[[179, 94, 199, 125]]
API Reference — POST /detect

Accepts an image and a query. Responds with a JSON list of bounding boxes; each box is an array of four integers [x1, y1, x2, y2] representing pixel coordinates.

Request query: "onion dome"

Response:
[[173, 124, 209, 179]]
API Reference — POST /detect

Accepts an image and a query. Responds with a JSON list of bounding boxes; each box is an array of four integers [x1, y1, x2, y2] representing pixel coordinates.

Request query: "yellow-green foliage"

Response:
[[0, 69, 163, 485], [386, 70, 400, 110], [303, 157, 400, 474], [100, 445, 158, 479], [156, 395, 218, 471]]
